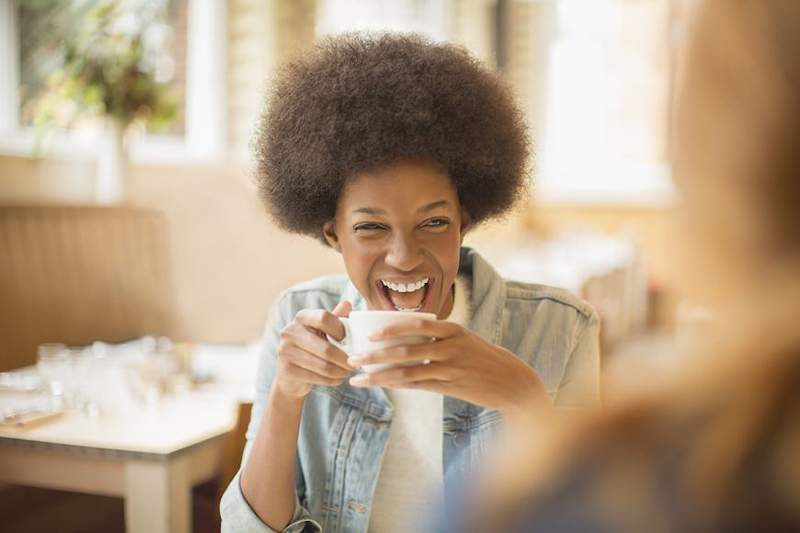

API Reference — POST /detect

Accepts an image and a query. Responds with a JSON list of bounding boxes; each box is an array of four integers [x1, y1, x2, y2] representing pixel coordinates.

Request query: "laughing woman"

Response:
[[221, 34, 600, 533]]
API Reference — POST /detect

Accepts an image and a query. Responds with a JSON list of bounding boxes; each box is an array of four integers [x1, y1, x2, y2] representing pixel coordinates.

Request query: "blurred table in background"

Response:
[[0, 340, 259, 533]]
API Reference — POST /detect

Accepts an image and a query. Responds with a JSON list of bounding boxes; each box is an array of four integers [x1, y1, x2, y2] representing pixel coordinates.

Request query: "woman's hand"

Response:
[[274, 301, 354, 399], [347, 317, 549, 415]]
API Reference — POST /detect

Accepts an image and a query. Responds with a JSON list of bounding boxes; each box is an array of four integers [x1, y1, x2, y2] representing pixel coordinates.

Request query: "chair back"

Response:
[[0, 205, 177, 371]]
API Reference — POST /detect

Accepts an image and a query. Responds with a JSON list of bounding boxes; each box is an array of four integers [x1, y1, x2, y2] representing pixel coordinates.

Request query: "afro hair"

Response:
[[255, 32, 531, 242]]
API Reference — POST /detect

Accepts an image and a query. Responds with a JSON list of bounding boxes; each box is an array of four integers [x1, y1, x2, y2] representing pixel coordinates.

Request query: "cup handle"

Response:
[[326, 317, 351, 354]]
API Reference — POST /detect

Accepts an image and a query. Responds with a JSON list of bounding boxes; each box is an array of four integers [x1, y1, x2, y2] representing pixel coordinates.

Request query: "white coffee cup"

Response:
[[328, 310, 437, 374]]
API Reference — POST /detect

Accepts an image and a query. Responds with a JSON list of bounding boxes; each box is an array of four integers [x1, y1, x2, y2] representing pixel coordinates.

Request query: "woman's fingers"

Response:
[[281, 362, 347, 386], [331, 300, 352, 319], [283, 321, 351, 371], [295, 308, 347, 341], [295, 329, 352, 371], [280, 344, 352, 379], [275, 306, 356, 394], [348, 342, 447, 367], [349, 361, 454, 388]]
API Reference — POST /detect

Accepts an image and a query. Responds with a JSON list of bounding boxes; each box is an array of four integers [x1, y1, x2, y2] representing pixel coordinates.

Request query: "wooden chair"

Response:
[[216, 401, 253, 508]]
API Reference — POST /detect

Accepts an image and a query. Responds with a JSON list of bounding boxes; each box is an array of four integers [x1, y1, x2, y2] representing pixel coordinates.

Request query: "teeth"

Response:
[[395, 305, 422, 312], [381, 278, 429, 293]]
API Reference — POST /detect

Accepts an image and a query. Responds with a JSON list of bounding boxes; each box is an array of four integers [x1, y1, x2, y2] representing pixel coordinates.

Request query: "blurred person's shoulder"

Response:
[[501, 333, 800, 533]]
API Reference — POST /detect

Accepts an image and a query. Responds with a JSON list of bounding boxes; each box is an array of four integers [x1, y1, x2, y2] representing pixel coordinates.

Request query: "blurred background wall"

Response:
[[0, 0, 682, 347]]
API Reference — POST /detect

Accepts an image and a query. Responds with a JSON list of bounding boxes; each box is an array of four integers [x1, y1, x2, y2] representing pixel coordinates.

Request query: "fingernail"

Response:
[[347, 356, 364, 367], [349, 375, 368, 387]]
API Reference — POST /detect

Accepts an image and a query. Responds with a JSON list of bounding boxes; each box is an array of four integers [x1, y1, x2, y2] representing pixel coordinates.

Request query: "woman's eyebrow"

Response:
[[351, 200, 450, 215], [352, 207, 386, 215], [418, 200, 450, 213]]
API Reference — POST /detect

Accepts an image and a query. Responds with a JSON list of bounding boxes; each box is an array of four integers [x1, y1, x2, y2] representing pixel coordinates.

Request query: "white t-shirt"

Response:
[[367, 277, 471, 532]]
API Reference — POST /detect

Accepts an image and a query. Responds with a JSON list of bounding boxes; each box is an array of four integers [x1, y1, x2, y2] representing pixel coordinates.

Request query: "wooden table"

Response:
[[0, 389, 238, 533]]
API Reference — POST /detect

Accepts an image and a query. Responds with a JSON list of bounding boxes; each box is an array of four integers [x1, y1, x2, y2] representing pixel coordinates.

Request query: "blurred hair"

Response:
[[460, 1, 800, 531], [254, 33, 530, 244], [471, 299, 800, 533], [672, 0, 800, 264]]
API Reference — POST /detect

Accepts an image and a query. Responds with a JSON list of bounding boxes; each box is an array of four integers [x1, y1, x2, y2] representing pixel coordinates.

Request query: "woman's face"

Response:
[[323, 160, 467, 319]]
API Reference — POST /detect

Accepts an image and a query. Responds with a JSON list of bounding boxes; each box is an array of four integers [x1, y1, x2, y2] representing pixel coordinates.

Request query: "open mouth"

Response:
[[376, 277, 432, 312]]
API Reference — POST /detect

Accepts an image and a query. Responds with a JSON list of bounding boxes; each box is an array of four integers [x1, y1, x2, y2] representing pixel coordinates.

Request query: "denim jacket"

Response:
[[220, 247, 600, 533]]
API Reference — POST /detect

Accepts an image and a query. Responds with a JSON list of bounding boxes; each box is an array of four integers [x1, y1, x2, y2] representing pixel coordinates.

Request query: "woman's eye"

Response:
[[423, 218, 450, 230], [353, 223, 385, 232]]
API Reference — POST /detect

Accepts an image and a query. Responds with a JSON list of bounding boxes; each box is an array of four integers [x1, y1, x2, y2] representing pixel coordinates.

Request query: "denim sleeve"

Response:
[[220, 470, 322, 533], [219, 294, 322, 533], [554, 310, 601, 408]]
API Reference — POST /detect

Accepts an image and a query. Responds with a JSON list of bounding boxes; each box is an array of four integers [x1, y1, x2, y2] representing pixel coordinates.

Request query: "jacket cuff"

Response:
[[220, 470, 322, 533]]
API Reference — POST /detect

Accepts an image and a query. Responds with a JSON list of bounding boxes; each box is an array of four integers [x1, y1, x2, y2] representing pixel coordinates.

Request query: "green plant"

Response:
[[32, 0, 177, 133]]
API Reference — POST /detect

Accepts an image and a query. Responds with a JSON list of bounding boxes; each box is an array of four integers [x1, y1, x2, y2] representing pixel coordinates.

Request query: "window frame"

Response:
[[0, 0, 228, 165]]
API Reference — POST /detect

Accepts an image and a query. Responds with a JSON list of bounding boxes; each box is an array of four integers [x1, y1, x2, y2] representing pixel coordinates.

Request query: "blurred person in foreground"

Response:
[[448, 1, 800, 532], [220, 34, 600, 533]]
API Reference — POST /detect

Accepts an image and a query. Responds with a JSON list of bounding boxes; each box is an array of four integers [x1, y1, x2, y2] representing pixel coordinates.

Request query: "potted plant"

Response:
[[33, 1, 177, 203]]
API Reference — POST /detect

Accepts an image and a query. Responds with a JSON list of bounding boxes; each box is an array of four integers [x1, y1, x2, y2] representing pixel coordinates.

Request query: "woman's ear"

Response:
[[322, 221, 342, 252]]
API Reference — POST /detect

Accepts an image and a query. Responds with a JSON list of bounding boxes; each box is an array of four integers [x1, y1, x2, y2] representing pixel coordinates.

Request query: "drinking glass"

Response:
[[71, 345, 111, 417], [36, 343, 70, 407]]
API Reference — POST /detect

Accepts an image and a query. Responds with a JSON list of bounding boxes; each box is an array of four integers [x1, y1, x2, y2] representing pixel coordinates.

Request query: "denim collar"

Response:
[[337, 247, 507, 418]]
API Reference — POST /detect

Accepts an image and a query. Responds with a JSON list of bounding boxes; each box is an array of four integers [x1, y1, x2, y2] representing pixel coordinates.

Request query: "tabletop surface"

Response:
[[0, 345, 254, 456], [0, 389, 238, 456]]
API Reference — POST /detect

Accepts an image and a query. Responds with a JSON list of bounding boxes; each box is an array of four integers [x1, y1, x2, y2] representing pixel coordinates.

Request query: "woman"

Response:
[[221, 34, 600, 533], [450, 1, 800, 531]]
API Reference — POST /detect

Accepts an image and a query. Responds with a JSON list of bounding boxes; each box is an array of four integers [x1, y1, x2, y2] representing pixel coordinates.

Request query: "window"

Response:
[[527, 0, 674, 203], [1, 0, 226, 164], [316, 0, 451, 41], [16, 0, 187, 135], [315, 0, 496, 65], [315, 0, 675, 204]]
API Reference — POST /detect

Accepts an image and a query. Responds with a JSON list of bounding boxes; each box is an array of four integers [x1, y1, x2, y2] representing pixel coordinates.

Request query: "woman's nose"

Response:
[[384, 235, 423, 272]]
